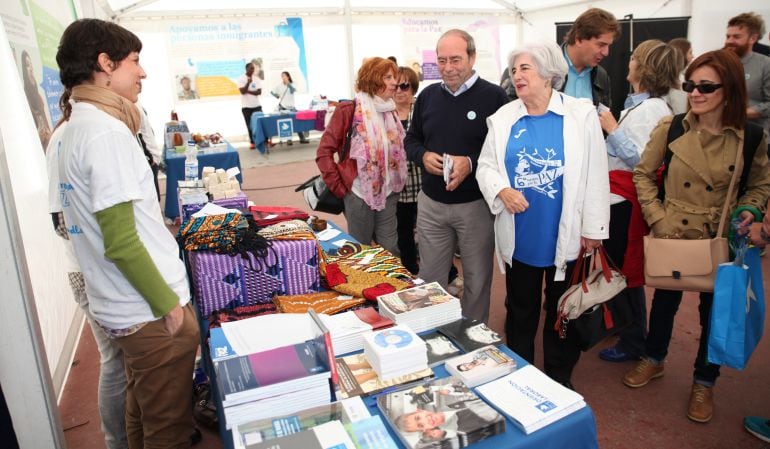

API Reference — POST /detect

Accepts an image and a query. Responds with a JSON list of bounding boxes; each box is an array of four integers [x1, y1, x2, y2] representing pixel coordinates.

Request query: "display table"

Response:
[[163, 142, 243, 220], [250, 111, 325, 154]]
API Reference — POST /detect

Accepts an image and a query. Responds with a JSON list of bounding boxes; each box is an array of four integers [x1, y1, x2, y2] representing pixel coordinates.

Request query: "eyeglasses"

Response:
[[682, 81, 723, 94], [397, 83, 412, 92]]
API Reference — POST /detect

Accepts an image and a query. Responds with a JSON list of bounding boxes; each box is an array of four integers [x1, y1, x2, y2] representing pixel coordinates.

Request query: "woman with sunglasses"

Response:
[[316, 57, 407, 254], [595, 40, 682, 364], [627, 49, 770, 423]]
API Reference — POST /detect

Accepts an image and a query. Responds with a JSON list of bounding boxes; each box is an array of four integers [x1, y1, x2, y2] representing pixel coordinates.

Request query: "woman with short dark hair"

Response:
[[55, 18, 200, 447]]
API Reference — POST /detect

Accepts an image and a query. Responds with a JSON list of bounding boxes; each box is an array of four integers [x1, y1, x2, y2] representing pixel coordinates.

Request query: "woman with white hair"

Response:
[[476, 41, 609, 388]]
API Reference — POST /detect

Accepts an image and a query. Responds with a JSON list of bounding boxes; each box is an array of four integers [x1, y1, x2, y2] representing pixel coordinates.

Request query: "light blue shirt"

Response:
[[606, 92, 651, 168], [441, 71, 479, 96], [563, 46, 593, 100]]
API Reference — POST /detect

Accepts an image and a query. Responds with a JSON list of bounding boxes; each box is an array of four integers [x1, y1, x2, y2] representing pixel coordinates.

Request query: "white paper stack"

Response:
[[377, 282, 462, 334], [475, 365, 586, 434], [362, 325, 428, 381], [318, 307, 393, 356]]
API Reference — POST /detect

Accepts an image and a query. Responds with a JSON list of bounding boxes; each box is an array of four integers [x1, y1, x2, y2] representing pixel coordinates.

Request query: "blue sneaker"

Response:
[[599, 345, 639, 363], [744, 416, 770, 443]]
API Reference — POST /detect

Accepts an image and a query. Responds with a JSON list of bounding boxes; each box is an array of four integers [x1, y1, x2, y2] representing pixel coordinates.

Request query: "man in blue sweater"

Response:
[[405, 29, 508, 323]]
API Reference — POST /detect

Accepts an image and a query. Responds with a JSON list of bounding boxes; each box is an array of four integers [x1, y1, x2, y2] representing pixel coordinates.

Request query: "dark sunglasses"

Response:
[[682, 81, 723, 94], [397, 83, 412, 92]]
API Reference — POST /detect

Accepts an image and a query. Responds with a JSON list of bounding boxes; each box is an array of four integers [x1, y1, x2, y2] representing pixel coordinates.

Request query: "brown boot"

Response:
[[687, 383, 714, 423], [623, 358, 664, 388]]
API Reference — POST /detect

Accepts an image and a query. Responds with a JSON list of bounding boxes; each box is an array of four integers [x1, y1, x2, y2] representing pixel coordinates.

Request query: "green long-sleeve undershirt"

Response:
[[94, 201, 178, 318]]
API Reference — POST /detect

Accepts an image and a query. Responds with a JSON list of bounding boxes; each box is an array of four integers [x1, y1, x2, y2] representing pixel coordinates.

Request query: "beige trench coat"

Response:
[[633, 112, 770, 239]]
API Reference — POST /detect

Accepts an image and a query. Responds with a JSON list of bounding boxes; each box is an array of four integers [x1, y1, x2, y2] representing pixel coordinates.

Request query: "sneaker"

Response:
[[287, 140, 293, 146], [599, 346, 639, 363], [299, 139, 311, 144], [744, 416, 770, 442], [623, 358, 664, 388], [687, 383, 713, 423]]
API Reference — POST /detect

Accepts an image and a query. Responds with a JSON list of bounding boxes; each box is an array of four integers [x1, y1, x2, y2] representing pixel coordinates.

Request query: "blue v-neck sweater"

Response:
[[405, 78, 508, 204]]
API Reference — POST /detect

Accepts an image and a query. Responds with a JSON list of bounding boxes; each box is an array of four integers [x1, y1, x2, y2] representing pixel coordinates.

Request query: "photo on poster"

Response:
[[176, 74, 200, 100]]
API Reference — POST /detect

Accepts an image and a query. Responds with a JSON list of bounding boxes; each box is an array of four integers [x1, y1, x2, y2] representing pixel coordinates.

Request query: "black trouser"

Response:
[[504, 258, 581, 384], [646, 289, 720, 385], [396, 201, 419, 275], [241, 106, 262, 144], [603, 201, 647, 357]]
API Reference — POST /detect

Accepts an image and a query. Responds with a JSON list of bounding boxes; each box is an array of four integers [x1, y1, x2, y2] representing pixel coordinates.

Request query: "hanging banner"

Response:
[[400, 16, 502, 85], [0, 0, 75, 150], [167, 17, 308, 103]]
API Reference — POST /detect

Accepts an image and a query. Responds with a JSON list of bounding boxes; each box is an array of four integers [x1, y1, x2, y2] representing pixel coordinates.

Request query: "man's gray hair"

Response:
[[438, 29, 476, 57], [508, 41, 568, 90]]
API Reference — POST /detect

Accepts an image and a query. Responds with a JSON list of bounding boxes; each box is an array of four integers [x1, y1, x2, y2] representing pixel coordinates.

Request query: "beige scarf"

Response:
[[71, 84, 140, 134]]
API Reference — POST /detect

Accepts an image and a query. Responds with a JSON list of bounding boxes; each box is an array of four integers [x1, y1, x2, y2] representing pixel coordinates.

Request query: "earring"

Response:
[[107, 74, 111, 87]]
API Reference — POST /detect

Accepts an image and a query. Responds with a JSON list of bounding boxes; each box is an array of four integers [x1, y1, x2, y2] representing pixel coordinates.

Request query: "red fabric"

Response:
[[325, 263, 348, 287], [609, 170, 649, 288], [362, 283, 396, 302], [315, 102, 358, 199], [249, 205, 309, 226]]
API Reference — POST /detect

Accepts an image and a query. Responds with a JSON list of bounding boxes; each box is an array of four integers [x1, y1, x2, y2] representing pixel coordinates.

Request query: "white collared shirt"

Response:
[[441, 71, 479, 96]]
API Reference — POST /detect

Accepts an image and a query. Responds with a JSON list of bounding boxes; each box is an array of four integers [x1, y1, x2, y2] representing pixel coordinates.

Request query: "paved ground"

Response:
[[60, 137, 770, 449]]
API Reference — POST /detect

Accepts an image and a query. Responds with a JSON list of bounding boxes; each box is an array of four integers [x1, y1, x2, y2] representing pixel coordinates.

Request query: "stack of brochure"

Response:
[[208, 311, 336, 429], [362, 325, 428, 381], [318, 307, 394, 356], [437, 317, 502, 352], [377, 377, 505, 449], [475, 365, 586, 434], [444, 345, 517, 388], [377, 282, 462, 333], [334, 353, 434, 399]]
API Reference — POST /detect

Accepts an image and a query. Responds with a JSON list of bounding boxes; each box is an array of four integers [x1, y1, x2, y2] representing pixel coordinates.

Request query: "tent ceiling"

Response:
[[107, 0, 585, 19]]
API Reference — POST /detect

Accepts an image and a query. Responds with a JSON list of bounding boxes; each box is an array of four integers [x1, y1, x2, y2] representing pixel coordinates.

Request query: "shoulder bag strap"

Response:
[[339, 99, 356, 161], [658, 113, 686, 202]]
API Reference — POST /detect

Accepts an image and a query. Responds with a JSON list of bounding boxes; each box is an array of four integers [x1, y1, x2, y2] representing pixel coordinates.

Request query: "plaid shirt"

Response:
[[399, 161, 423, 203]]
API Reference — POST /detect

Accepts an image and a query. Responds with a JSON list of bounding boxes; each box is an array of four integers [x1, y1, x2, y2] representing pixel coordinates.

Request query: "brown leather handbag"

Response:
[[643, 143, 742, 293]]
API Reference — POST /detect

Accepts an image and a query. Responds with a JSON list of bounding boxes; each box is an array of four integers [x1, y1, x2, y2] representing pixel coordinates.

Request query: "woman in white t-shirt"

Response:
[[271, 71, 310, 144]]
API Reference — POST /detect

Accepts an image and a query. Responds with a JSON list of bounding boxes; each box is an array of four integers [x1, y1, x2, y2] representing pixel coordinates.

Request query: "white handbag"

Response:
[[557, 246, 627, 321]]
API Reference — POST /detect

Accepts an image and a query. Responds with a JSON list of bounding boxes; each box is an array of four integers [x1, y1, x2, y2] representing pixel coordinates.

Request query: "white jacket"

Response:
[[476, 91, 610, 281]]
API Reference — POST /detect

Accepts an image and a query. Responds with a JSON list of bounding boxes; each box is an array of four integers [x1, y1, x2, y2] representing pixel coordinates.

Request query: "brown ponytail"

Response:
[[54, 88, 72, 130]]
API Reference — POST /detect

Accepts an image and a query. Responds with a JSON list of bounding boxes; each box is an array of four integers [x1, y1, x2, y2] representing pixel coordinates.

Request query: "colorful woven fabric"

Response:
[[273, 291, 366, 314], [326, 262, 409, 299], [325, 243, 414, 283], [188, 239, 321, 317], [177, 212, 244, 253], [249, 206, 309, 227], [257, 220, 313, 239], [180, 192, 249, 222], [207, 303, 278, 330]]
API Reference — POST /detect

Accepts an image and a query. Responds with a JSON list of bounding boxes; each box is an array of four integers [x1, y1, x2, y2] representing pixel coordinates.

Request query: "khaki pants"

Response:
[[115, 303, 200, 449]]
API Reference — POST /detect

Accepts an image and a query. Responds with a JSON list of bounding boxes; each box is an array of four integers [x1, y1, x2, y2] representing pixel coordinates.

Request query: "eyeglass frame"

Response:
[[396, 82, 412, 92], [681, 80, 723, 94]]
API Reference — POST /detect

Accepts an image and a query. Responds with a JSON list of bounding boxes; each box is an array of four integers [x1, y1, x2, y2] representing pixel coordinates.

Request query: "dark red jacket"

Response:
[[316, 101, 357, 199]]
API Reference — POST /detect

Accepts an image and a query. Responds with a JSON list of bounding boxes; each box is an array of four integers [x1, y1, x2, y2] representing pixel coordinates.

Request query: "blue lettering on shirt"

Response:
[[59, 182, 73, 207], [505, 112, 564, 267], [68, 225, 83, 235]]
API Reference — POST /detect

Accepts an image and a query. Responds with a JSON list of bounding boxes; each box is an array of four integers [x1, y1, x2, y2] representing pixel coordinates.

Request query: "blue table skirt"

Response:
[[250, 112, 317, 154], [163, 142, 243, 219]]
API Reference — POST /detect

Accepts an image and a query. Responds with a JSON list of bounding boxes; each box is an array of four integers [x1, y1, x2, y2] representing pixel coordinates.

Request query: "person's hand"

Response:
[[651, 217, 676, 238], [581, 237, 602, 250], [163, 304, 184, 336], [598, 110, 618, 134], [446, 155, 471, 191], [422, 151, 443, 176], [736, 210, 755, 236], [749, 222, 768, 247], [497, 187, 528, 214]]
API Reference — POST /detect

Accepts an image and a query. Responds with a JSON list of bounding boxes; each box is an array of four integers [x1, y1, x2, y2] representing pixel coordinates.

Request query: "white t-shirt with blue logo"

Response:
[[505, 112, 565, 267]]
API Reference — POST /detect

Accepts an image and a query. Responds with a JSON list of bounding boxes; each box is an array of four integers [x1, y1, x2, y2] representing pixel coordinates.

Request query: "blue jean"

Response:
[[645, 288, 720, 385], [69, 272, 128, 449]]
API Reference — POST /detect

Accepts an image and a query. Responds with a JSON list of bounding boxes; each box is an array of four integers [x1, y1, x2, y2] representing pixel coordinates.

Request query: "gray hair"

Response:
[[438, 29, 476, 58], [508, 41, 567, 90]]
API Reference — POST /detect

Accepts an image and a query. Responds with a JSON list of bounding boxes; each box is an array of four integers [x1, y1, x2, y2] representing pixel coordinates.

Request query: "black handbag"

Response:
[[571, 289, 635, 351], [296, 101, 355, 215], [295, 175, 345, 215]]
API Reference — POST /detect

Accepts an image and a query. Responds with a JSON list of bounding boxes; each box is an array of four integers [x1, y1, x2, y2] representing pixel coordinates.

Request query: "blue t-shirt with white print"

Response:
[[505, 112, 565, 267]]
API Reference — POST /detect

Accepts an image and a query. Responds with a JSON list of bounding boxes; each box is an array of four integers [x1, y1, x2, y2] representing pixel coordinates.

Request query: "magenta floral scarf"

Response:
[[348, 92, 407, 211]]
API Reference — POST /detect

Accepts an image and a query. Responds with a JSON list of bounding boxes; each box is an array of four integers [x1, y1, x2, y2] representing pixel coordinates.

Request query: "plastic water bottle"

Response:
[[184, 141, 198, 181]]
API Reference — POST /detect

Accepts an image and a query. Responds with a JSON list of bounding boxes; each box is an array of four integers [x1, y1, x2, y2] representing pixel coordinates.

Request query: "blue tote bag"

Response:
[[707, 247, 765, 370]]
